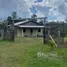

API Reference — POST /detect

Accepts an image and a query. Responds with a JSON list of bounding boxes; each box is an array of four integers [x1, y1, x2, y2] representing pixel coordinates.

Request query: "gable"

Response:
[[19, 21, 43, 26]]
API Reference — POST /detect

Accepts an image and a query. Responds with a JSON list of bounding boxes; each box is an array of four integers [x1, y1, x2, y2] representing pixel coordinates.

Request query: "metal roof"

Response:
[[18, 25, 44, 28], [14, 20, 28, 26]]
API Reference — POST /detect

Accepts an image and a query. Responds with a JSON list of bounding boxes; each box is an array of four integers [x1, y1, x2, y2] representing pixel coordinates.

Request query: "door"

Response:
[[30, 29, 33, 37]]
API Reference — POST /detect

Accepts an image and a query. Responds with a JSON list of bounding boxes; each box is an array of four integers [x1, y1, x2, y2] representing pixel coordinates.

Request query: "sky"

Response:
[[0, 0, 67, 21]]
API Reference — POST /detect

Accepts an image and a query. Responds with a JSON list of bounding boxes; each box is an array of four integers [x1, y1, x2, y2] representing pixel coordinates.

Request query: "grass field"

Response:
[[0, 37, 67, 67]]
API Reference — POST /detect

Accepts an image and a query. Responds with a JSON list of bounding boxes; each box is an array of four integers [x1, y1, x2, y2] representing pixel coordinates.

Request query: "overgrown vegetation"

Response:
[[0, 37, 67, 67]]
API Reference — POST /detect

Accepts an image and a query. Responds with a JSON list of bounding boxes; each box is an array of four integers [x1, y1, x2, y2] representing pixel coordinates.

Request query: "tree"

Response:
[[31, 14, 37, 22], [39, 21, 43, 25], [39, 19, 44, 25], [7, 15, 15, 41], [31, 14, 37, 18], [7, 16, 12, 25], [12, 11, 17, 19]]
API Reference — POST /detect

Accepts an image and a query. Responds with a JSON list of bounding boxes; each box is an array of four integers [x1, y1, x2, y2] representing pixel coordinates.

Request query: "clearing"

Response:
[[0, 37, 67, 67]]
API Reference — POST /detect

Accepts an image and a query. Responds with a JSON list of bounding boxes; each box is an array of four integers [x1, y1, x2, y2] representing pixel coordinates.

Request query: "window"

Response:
[[38, 28, 41, 32], [23, 28, 26, 32], [30, 29, 33, 33]]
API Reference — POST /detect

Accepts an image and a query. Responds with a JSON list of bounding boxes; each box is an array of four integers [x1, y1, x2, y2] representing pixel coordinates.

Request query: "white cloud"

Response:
[[16, 0, 32, 17], [17, 0, 67, 21], [0, 0, 66, 21], [34, 0, 65, 8], [0, 0, 35, 18], [33, 0, 65, 21], [48, 8, 65, 21], [36, 10, 44, 17], [47, 0, 65, 7], [57, 16, 65, 21]]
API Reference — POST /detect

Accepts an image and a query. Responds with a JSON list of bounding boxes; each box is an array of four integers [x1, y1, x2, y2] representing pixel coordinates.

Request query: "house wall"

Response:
[[23, 29, 30, 37], [17, 28, 22, 37], [32, 29, 37, 37], [16, 28, 43, 37], [23, 29, 37, 37], [37, 28, 43, 37]]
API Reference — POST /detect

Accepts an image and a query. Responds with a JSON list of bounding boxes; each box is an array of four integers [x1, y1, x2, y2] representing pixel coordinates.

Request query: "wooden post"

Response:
[[43, 17, 45, 44], [43, 17, 47, 44], [1, 29, 4, 40], [62, 22, 64, 44], [58, 30, 61, 44], [43, 27, 45, 44], [10, 20, 15, 41], [49, 34, 58, 47]]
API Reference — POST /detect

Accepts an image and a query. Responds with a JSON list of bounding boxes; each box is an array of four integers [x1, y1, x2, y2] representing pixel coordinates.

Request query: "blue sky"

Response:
[[0, 0, 67, 21], [30, 6, 37, 14]]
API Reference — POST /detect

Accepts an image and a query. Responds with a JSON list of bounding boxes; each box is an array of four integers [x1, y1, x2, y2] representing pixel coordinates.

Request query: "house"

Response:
[[14, 20, 44, 37]]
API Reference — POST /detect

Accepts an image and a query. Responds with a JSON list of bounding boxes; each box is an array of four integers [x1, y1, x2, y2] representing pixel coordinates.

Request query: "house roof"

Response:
[[18, 25, 44, 28], [14, 20, 29, 26], [14, 20, 44, 28]]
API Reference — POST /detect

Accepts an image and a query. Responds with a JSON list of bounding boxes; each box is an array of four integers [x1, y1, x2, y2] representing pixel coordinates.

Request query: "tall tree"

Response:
[[31, 14, 37, 22], [12, 11, 17, 19], [7, 16, 12, 25], [7, 15, 15, 41], [31, 14, 37, 18]]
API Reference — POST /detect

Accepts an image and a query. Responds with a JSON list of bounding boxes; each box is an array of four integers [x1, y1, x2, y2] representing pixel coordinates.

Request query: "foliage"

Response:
[[31, 14, 37, 22], [49, 40, 55, 47], [48, 40, 57, 51], [12, 11, 17, 19], [64, 23, 67, 36], [7, 16, 13, 25], [0, 22, 7, 29], [39, 20, 43, 25]]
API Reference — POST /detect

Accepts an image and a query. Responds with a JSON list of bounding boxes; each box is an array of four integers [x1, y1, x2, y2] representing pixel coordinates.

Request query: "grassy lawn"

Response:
[[0, 37, 67, 67]]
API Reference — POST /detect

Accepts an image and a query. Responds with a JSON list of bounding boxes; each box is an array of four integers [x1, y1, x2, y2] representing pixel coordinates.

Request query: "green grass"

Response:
[[0, 37, 67, 67]]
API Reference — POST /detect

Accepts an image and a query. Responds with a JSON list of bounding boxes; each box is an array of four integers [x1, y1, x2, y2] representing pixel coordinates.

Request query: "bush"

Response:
[[48, 40, 55, 48]]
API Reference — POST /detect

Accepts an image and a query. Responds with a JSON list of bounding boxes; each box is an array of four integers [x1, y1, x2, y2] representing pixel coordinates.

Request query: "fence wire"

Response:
[[45, 22, 65, 47]]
